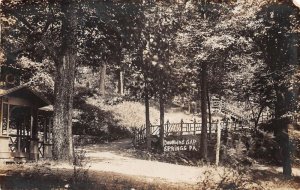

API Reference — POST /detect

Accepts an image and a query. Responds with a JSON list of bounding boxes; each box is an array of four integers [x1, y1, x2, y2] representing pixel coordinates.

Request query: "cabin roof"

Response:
[[0, 84, 51, 108]]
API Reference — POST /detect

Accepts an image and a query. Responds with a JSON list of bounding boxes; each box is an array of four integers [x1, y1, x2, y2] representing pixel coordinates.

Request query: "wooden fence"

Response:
[[133, 120, 250, 148]]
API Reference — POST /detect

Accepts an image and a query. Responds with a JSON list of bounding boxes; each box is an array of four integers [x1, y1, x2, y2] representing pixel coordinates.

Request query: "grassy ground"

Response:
[[103, 101, 199, 128]]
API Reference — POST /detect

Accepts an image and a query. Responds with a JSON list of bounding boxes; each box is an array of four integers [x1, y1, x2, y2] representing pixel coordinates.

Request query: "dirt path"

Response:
[[79, 139, 212, 184], [1, 139, 300, 189], [72, 139, 300, 185]]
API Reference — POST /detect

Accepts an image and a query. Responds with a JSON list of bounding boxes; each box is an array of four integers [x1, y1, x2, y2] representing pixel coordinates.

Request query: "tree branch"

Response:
[[5, 9, 35, 32]]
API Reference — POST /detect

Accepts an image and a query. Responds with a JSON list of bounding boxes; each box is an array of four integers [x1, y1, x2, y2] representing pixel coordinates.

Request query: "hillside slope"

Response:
[[86, 97, 199, 129]]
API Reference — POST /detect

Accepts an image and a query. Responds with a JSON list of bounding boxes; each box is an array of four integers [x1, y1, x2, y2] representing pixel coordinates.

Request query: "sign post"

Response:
[[216, 120, 221, 166]]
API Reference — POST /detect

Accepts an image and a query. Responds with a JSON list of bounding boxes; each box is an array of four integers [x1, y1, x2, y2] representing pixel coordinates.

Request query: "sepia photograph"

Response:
[[0, 0, 299, 189]]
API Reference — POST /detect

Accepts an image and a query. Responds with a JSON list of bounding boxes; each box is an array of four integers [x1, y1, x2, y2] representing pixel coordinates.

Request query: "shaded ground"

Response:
[[0, 165, 198, 190]]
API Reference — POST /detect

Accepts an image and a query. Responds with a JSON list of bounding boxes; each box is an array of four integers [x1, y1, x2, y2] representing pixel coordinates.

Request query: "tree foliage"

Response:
[[1, 0, 299, 171]]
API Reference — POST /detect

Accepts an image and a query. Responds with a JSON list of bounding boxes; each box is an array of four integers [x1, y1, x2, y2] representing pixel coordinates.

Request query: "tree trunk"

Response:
[[274, 119, 292, 177], [254, 105, 264, 130], [144, 82, 151, 150], [281, 128, 292, 178], [99, 63, 106, 96], [159, 91, 165, 152], [118, 70, 124, 95], [53, 55, 76, 162], [200, 62, 208, 160], [52, 0, 77, 163], [274, 88, 292, 177]]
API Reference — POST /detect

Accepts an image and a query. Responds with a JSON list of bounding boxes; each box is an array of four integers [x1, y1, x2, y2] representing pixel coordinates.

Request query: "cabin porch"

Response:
[[0, 85, 53, 163]]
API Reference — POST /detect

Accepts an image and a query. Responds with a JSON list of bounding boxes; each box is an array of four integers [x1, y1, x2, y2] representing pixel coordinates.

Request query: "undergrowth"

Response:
[[199, 167, 264, 190]]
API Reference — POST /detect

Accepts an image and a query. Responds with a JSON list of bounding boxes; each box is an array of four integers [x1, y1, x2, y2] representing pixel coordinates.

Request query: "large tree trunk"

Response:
[[52, 0, 77, 163], [159, 91, 165, 152], [99, 63, 106, 96], [200, 62, 208, 160], [53, 55, 76, 162]]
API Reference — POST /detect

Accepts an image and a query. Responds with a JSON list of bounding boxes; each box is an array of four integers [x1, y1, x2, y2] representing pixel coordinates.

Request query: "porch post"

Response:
[[29, 107, 39, 160], [0, 98, 2, 136], [0, 98, 11, 162], [43, 115, 53, 159], [7, 104, 10, 136]]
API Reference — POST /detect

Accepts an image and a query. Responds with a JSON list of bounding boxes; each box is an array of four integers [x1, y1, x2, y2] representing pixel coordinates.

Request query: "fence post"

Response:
[[194, 119, 196, 135], [166, 120, 170, 136], [137, 128, 140, 143], [139, 127, 142, 142], [133, 128, 137, 147], [216, 120, 221, 166], [180, 119, 184, 136]]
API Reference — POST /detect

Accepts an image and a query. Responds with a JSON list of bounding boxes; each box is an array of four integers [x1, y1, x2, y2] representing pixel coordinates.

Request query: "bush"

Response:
[[198, 167, 264, 190], [73, 103, 131, 144]]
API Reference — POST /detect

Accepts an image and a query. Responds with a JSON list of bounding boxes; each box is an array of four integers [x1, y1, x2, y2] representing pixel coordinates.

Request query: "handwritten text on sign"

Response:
[[164, 136, 198, 152]]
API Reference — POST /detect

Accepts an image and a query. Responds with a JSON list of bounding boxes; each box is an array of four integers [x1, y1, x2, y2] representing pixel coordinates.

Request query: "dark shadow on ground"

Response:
[[0, 165, 197, 190], [250, 169, 300, 189]]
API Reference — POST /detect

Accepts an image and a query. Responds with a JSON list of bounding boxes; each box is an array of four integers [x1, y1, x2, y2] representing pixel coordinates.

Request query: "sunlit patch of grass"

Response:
[[105, 101, 198, 129]]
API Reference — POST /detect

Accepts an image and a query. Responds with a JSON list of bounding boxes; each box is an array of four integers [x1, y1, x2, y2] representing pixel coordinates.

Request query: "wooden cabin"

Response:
[[0, 66, 53, 163]]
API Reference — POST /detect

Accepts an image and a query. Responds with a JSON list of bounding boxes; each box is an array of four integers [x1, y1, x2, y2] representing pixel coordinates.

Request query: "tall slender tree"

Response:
[[253, 2, 299, 177]]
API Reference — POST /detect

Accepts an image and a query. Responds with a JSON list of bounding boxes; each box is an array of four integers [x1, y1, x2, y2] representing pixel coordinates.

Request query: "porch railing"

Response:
[[9, 134, 30, 154]]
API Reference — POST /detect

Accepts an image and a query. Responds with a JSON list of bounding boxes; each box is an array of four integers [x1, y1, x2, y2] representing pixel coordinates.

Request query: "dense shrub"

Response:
[[73, 103, 131, 143], [223, 118, 300, 166]]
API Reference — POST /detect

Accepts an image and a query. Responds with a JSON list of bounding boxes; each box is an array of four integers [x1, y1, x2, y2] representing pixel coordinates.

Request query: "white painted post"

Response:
[[180, 119, 183, 136], [6, 104, 9, 137], [216, 120, 221, 166]]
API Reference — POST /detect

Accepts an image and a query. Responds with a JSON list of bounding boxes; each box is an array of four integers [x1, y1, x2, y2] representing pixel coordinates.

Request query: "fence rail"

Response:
[[133, 120, 250, 147]]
